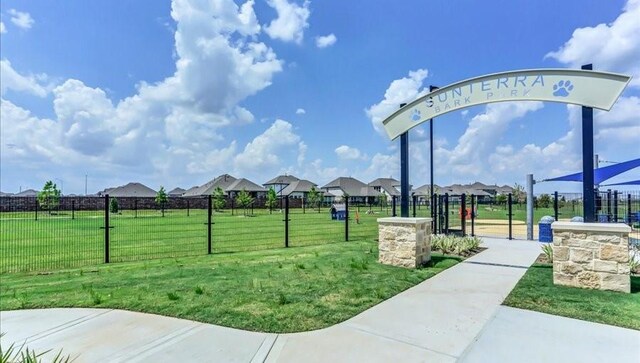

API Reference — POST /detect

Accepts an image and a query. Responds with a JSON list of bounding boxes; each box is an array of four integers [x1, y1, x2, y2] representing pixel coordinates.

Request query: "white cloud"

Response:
[[0, 59, 49, 97], [297, 141, 307, 166], [0, 22, 6, 34], [546, 0, 640, 87], [264, 0, 310, 44], [295, 108, 306, 114], [335, 145, 366, 161], [9, 9, 34, 30], [315, 33, 337, 48], [365, 69, 429, 135], [234, 119, 301, 172]]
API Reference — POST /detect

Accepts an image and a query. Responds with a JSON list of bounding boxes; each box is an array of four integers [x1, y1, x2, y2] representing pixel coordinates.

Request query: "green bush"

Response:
[[431, 235, 482, 256], [541, 244, 553, 263], [109, 198, 119, 214]]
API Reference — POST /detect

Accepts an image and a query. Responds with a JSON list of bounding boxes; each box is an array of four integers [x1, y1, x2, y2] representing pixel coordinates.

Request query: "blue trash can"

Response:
[[539, 216, 555, 243]]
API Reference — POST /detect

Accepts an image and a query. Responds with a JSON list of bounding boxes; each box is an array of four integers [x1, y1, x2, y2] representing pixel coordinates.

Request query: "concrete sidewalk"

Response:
[[2, 238, 637, 362]]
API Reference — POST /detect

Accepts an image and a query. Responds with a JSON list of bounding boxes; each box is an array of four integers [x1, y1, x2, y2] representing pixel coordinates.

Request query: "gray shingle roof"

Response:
[[412, 184, 442, 196], [13, 189, 38, 197], [280, 180, 318, 195], [321, 177, 376, 197], [368, 178, 401, 196], [264, 174, 300, 185], [226, 178, 267, 193], [182, 174, 237, 197], [105, 182, 157, 197], [168, 187, 186, 196]]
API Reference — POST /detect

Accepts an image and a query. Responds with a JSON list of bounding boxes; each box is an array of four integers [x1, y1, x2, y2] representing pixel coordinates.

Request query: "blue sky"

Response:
[[1, 0, 638, 195]]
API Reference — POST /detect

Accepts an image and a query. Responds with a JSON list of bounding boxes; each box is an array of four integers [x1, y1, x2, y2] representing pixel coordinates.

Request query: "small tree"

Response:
[[37, 180, 61, 215], [109, 198, 119, 213], [266, 187, 278, 214], [513, 183, 526, 207], [156, 186, 168, 217], [213, 187, 226, 211], [538, 193, 552, 209], [235, 189, 254, 216], [378, 193, 388, 208], [307, 186, 321, 212], [495, 194, 507, 208]]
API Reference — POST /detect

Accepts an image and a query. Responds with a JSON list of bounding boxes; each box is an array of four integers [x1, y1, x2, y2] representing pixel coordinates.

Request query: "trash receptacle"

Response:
[[539, 216, 555, 243], [570, 216, 584, 222]]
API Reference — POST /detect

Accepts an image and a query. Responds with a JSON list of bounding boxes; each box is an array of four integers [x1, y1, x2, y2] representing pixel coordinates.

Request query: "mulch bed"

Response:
[[535, 252, 552, 264]]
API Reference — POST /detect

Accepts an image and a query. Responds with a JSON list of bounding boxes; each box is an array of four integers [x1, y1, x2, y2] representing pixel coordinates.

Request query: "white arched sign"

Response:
[[382, 69, 631, 140]]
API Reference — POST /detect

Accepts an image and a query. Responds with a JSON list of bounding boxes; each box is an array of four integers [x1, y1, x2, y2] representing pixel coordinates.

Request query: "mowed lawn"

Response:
[[504, 264, 640, 330], [0, 241, 460, 333], [0, 207, 388, 272]]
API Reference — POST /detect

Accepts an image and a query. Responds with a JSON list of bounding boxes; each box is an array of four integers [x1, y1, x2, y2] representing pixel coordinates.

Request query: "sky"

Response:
[[1, 0, 639, 195]]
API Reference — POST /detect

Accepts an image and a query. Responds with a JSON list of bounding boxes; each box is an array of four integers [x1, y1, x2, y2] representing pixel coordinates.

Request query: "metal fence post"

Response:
[[461, 193, 466, 237], [392, 196, 397, 217], [72, 200, 75, 220], [207, 195, 212, 254], [412, 195, 416, 217], [508, 193, 513, 240], [104, 194, 110, 263], [554, 191, 559, 221], [613, 191, 618, 223], [284, 197, 289, 248], [345, 198, 349, 241], [607, 189, 612, 222], [628, 194, 632, 224], [35, 199, 38, 221], [432, 193, 438, 233], [470, 194, 475, 237], [444, 193, 449, 234], [187, 199, 190, 217], [134, 199, 138, 218]]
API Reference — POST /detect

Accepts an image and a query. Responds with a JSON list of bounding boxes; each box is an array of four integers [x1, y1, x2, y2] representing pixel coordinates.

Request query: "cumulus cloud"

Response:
[[365, 69, 429, 135], [315, 33, 337, 48], [9, 9, 34, 30], [546, 0, 640, 87], [295, 108, 306, 114], [335, 145, 366, 161], [0, 59, 49, 97], [264, 0, 310, 44], [234, 119, 301, 172], [0, 22, 6, 34]]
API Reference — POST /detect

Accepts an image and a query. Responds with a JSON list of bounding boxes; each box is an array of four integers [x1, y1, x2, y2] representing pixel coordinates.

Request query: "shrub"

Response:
[[541, 244, 553, 263], [109, 198, 119, 214], [431, 235, 482, 256]]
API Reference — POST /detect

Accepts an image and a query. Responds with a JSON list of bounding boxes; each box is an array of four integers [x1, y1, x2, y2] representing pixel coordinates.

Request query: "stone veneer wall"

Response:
[[378, 217, 432, 268], [551, 222, 631, 293]]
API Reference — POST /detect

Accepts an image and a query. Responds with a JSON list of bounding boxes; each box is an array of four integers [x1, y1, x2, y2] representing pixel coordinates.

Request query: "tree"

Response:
[[378, 193, 388, 208], [513, 183, 526, 206], [156, 186, 168, 217], [235, 189, 254, 216], [307, 186, 321, 212], [495, 194, 507, 208], [538, 193, 552, 209], [37, 180, 61, 214], [266, 187, 278, 214], [110, 198, 119, 214], [213, 187, 226, 211]]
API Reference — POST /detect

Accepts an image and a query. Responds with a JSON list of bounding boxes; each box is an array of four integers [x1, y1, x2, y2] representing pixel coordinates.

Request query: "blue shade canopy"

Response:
[[545, 158, 640, 184], [601, 180, 640, 186]]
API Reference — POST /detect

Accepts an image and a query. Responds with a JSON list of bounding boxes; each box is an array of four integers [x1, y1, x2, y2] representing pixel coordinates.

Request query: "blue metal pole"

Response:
[[400, 103, 409, 217], [581, 64, 596, 222]]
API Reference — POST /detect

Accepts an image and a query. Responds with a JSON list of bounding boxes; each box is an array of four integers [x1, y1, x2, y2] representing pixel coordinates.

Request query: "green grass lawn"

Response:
[[0, 241, 459, 333], [503, 264, 640, 330]]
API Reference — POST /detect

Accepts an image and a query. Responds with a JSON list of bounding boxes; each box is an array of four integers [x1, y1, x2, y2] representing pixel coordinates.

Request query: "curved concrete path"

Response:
[[2, 238, 638, 362]]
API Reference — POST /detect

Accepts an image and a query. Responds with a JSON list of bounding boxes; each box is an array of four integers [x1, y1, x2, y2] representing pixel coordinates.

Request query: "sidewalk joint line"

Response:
[[463, 261, 530, 269]]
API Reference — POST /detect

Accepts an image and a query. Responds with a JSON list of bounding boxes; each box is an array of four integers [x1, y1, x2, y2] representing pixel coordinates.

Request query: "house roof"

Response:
[[104, 182, 157, 197], [13, 189, 38, 197], [168, 187, 186, 196], [182, 174, 237, 197], [0, 191, 13, 197], [412, 184, 442, 196], [226, 178, 267, 193], [264, 174, 300, 185], [281, 179, 318, 195], [368, 178, 401, 196], [321, 177, 376, 197]]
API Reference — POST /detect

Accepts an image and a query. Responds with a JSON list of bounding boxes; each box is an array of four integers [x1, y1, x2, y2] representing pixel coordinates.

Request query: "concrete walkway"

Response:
[[2, 238, 638, 362]]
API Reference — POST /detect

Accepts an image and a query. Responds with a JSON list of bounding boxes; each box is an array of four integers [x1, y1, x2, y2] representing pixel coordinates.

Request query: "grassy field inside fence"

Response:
[[0, 207, 386, 272]]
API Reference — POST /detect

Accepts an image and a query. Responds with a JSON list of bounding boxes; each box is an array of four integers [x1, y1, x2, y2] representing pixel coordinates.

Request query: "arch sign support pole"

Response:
[[385, 68, 631, 221]]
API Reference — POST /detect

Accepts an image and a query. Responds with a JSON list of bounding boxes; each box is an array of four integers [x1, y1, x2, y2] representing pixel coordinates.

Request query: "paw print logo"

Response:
[[553, 80, 574, 97], [411, 109, 421, 122]]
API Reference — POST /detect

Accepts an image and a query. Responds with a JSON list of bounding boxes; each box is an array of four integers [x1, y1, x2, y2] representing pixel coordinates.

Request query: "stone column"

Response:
[[377, 217, 432, 268], [552, 222, 631, 293]]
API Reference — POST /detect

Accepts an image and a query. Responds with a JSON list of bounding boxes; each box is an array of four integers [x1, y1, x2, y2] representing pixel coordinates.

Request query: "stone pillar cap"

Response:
[[551, 221, 631, 233], [377, 217, 432, 224]]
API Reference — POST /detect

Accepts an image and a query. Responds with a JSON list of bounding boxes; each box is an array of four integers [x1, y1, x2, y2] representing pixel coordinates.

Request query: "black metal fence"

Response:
[[1, 196, 368, 273]]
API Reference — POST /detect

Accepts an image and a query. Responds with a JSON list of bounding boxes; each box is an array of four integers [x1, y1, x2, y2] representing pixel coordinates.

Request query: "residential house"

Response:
[[168, 187, 186, 197], [182, 174, 237, 197], [98, 182, 157, 197], [412, 184, 442, 204], [226, 178, 267, 198], [321, 177, 376, 204], [13, 189, 38, 197], [263, 174, 300, 196], [280, 179, 319, 199], [368, 178, 400, 202]]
